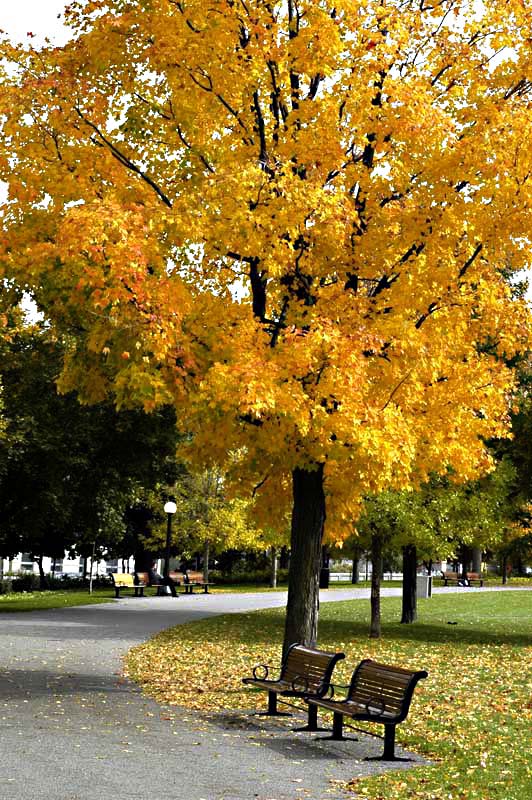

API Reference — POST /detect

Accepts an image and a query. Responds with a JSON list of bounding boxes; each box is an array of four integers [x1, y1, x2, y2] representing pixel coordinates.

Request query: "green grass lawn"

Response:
[[0, 588, 114, 612], [126, 589, 532, 800]]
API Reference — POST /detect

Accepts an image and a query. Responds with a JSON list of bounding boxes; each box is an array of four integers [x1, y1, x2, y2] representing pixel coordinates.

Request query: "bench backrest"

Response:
[[348, 659, 428, 723], [280, 643, 345, 694], [186, 570, 205, 583], [442, 571, 459, 580], [112, 573, 135, 587], [168, 570, 205, 583], [466, 572, 481, 580]]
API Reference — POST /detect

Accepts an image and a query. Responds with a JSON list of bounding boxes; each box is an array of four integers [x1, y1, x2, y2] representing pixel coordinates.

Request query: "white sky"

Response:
[[0, 0, 70, 45]]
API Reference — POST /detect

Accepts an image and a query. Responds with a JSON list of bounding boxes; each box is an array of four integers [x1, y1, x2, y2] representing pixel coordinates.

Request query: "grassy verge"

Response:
[[0, 588, 114, 612], [126, 590, 532, 800]]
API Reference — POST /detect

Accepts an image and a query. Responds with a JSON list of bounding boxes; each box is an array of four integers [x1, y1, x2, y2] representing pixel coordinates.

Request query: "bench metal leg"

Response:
[[255, 690, 291, 717], [293, 702, 329, 732], [332, 711, 344, 740], [383, 724, 396, 759], [366, 724, 410, 762], [319, 710, 358, 741], [114, 587, 120, 599]]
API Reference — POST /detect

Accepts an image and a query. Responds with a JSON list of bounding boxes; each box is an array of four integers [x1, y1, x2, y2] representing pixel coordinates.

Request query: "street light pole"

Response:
[[163, 500, 177, 581]]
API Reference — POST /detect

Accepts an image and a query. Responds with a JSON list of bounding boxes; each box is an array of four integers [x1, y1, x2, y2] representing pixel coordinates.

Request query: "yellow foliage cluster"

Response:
[[0, 0, 531, 537]]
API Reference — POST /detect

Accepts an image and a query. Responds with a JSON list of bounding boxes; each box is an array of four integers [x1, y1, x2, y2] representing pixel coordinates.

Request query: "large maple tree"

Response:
[[0, 0, 530, 648]]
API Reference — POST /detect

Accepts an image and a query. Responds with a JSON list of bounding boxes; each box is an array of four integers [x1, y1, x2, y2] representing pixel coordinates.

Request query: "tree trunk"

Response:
[[460, 546, 470, 583], [472, 548, 482, 573], [283, 465, 325, 654], [36, 554, 48, 590], [351, 556, 359, 584], [203, 539, 210, 583], [269, 546, 278, 588], [279, 546, 289, 570], [319, 545, 330, 589], [401, 544, 417, 624], [502, 555, 508, 585], [369, 532, 383, 638]]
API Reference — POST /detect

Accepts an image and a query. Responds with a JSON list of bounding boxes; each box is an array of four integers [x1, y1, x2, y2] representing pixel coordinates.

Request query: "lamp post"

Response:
[[163, 500, 177, 581]]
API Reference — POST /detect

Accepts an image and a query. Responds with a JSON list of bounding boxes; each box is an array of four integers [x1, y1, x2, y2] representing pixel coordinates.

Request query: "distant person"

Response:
[[148, 561, 163, 586]]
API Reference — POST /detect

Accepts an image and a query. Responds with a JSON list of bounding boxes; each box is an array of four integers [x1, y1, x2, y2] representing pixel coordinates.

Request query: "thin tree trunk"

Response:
[[460, 546, 470, 583], [472, 548, 482, 574], [351, 556, 359, 584], [401, 544, 417, 624], [269, 546, 278, 588], [203, 539, 210, 583], [89, 540, 97, 595], [36, 554, 48, 590], [283, 465, 325, 654], [370, 532, 383, 638], [319, 545, 330, 589], [502, 555, 508, 585], [279, 546, 289, 569]]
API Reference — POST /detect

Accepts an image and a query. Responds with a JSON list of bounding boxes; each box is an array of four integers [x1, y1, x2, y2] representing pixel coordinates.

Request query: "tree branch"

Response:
[[75, 108, 173, 208]]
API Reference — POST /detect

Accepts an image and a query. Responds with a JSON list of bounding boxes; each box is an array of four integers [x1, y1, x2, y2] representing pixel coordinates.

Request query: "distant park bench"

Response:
[[465, 572, 484, 586], [307, 659, 428, 760], [441, 571, 484, 587], [133, 570, 211, 595], [110, 573, 144, 599], [171, 570, 211, 594], [242, 643, 345, 729], [135, 571, 168, 595]]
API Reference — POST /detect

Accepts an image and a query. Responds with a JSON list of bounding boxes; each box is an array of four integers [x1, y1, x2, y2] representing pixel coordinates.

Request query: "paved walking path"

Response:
[[0, 584, 526, 800]]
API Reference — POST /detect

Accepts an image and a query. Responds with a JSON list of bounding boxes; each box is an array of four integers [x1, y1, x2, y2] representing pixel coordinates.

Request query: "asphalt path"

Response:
[[0, 584, 524, 800]]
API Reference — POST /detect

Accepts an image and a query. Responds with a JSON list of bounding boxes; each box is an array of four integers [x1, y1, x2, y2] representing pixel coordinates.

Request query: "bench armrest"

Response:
[[364, 696, 387, 716], [252, 663, 276, 681], [291, 674, 310, 693], [327, 683, 350, 699]]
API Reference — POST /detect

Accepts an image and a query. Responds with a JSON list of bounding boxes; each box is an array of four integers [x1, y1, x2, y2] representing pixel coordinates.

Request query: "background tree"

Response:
[[1, 0, 530, 646], [0, 322, 180, 583], [356, 461, 518, 634]]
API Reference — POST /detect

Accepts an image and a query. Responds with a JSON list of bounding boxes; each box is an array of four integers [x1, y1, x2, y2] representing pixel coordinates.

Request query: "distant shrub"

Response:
[[209, 567, 289, 586], [11, 573, 40, 592]]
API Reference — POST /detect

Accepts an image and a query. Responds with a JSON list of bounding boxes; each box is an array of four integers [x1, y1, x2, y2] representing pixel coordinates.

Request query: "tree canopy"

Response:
[[1, 0, 530, 644]]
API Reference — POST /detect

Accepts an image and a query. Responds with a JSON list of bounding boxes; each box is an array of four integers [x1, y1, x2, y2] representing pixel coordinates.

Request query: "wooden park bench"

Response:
[[465, 572, 484, 586], [111, 573, 145, 599], [135, 571, 172, 596], [170, 570, 211, 594], [133, 570, 212, 596], [242, 643, 345, 730], [441, 571, 484, 587], [306, 659, 428, 760], [441, 571, 466, 586]]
